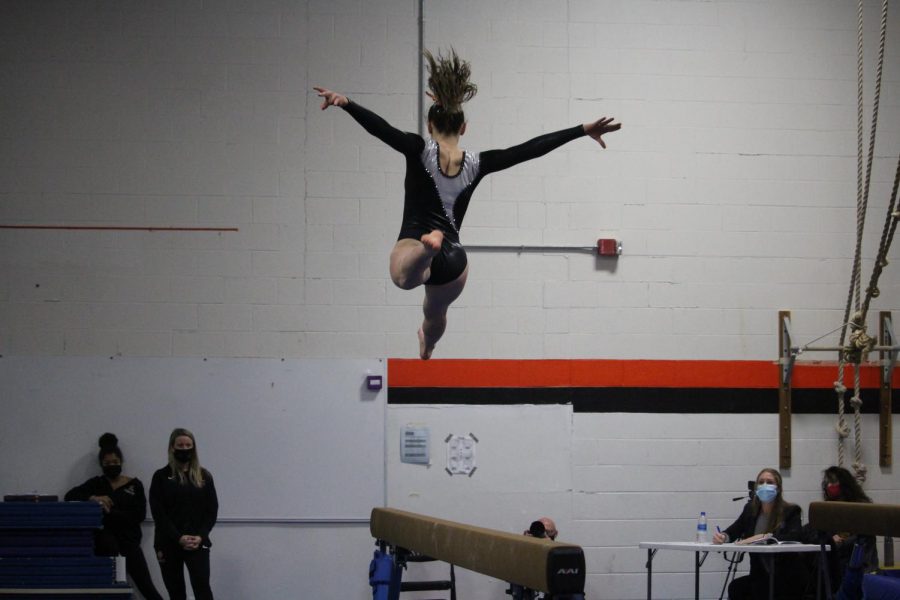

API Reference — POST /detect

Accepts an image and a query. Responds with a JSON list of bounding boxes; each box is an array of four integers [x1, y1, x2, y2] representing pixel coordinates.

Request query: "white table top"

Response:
[[639, 541, 827, 554]]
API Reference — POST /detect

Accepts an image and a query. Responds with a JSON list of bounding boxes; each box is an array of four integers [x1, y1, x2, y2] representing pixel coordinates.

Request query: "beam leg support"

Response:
[[369, 546, 403, 600]]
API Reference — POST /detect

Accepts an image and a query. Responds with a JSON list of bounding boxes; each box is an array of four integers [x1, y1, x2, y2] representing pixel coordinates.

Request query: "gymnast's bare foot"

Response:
[[418, 327, 435, 360], [420, 230, 443, 254]]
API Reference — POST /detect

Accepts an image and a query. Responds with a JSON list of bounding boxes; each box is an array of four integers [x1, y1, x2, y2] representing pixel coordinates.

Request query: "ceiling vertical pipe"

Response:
[[417, 0, 425, 137]]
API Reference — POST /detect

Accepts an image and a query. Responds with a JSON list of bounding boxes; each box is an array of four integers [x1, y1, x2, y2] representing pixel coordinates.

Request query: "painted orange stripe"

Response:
[[388, 359, 899, 389]]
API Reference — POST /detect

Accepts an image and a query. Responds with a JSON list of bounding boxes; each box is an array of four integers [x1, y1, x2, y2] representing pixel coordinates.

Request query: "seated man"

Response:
[[524, 517, 558, 541], [508, 518, 559, 599]]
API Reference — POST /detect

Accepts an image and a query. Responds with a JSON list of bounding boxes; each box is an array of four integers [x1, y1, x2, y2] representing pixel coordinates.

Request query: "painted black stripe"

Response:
[[388, 387, 898, 414]]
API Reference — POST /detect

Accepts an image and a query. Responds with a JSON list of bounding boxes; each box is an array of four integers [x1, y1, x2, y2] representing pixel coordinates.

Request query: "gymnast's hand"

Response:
[[314, 87, 349, 110], [583, 117, 621, 149]]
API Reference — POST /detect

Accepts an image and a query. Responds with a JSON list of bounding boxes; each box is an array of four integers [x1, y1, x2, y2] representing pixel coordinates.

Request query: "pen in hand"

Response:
[[713, 525, 724, 544]]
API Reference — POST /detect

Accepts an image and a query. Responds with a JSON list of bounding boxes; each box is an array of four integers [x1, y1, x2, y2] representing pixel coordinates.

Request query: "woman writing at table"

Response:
[[712, 467, 804, 599]]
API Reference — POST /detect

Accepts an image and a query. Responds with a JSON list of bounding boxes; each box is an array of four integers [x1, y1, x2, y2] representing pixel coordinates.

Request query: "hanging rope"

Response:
[[860, 150, 900, 320], [851, 0, 866, 314], [834, 371, 849, 467], [833, 0, 871, 474], [833, 0, 892, 482], [851, 364, 867, 481]]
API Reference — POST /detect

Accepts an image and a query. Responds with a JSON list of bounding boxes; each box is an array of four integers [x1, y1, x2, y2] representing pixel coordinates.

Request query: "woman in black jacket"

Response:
[[712, 467, 804, 599], [801, 466, 878, 595], [149, 428, 218, 600], [65, 433, 164, 600]]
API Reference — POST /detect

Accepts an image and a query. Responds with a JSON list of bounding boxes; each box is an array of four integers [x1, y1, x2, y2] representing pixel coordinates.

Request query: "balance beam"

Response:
[[370, 507, 585, 595], [808, 501, 900, 537]]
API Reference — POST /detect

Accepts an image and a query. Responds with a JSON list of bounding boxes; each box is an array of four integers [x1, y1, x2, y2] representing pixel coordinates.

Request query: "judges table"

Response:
[[639, 541, 829, 600]]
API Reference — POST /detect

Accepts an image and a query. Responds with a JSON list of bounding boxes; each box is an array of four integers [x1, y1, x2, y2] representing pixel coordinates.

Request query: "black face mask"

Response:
[[102, 465, 122, 479], [173, 448, 194, 463]]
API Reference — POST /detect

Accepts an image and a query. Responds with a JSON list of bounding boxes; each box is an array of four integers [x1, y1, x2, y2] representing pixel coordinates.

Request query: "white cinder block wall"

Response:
[[1, 1, 898, 599]]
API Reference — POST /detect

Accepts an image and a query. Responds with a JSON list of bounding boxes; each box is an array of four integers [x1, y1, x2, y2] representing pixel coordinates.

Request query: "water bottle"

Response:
[[695, 511, 708, 543]]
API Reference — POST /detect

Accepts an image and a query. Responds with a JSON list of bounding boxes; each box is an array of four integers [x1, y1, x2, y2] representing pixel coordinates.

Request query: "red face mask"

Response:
[[825, 483, 841, 500]]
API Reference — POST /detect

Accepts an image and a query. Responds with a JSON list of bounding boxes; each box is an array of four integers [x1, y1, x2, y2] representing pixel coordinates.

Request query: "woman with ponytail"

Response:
[[149, 428, 218, 600], [65, 433, 164, 600], [315, 48, 620, 359], [801, 466, 878, 594]]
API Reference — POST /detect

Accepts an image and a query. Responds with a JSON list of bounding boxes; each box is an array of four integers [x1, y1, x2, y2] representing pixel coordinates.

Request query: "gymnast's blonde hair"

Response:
[[424, 47, 477, 134]]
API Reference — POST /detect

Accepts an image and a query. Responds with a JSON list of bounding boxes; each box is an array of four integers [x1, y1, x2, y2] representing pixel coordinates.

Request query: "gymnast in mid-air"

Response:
[[315, 49, 620, 359]]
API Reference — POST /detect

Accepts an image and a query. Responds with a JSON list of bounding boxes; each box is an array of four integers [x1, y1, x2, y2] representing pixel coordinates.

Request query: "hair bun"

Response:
[[98, 432, 118, 450]]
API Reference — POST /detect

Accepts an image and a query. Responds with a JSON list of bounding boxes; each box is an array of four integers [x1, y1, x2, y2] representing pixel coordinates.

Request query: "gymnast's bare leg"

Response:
[[389, 230, 443, 290], [419, 266, 468, 360], [389, 229, 467, 359]]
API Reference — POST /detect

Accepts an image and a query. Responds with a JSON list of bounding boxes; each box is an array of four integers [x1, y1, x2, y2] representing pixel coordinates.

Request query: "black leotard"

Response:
[[342, 100, 586, 285]]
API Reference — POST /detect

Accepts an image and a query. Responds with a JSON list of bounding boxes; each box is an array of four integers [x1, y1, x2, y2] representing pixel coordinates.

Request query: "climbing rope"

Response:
[[861, 153, 900, 320], [833, 0, 893, 482], [834, 370, 849, 467], [851, 364, 867, 481]]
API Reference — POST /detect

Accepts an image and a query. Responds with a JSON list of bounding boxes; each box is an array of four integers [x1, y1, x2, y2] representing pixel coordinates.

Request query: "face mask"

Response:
[[102, 465, 122, 479], [756, 483, 778, 503], [173, 448, 194, 463], [825, 483, 841, 500]]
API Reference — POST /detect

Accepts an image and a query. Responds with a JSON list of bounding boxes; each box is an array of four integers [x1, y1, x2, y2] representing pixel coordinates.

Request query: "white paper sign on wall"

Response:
[[446, 433, 477, 476], [401, 427, 430, 464]]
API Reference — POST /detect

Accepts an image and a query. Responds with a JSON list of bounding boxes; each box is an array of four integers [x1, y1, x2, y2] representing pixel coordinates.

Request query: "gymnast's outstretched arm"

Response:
[[479, 116, 621, 175], [314, 86, 423, 155]]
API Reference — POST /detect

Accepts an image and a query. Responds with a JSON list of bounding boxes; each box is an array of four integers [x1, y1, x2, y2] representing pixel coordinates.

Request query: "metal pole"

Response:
[[794, 345, 898, 353], [215, 517, 369, 524], [694, 550, 700, 600], [417, 0, 424, 138], [466, 244, 598, 254]]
